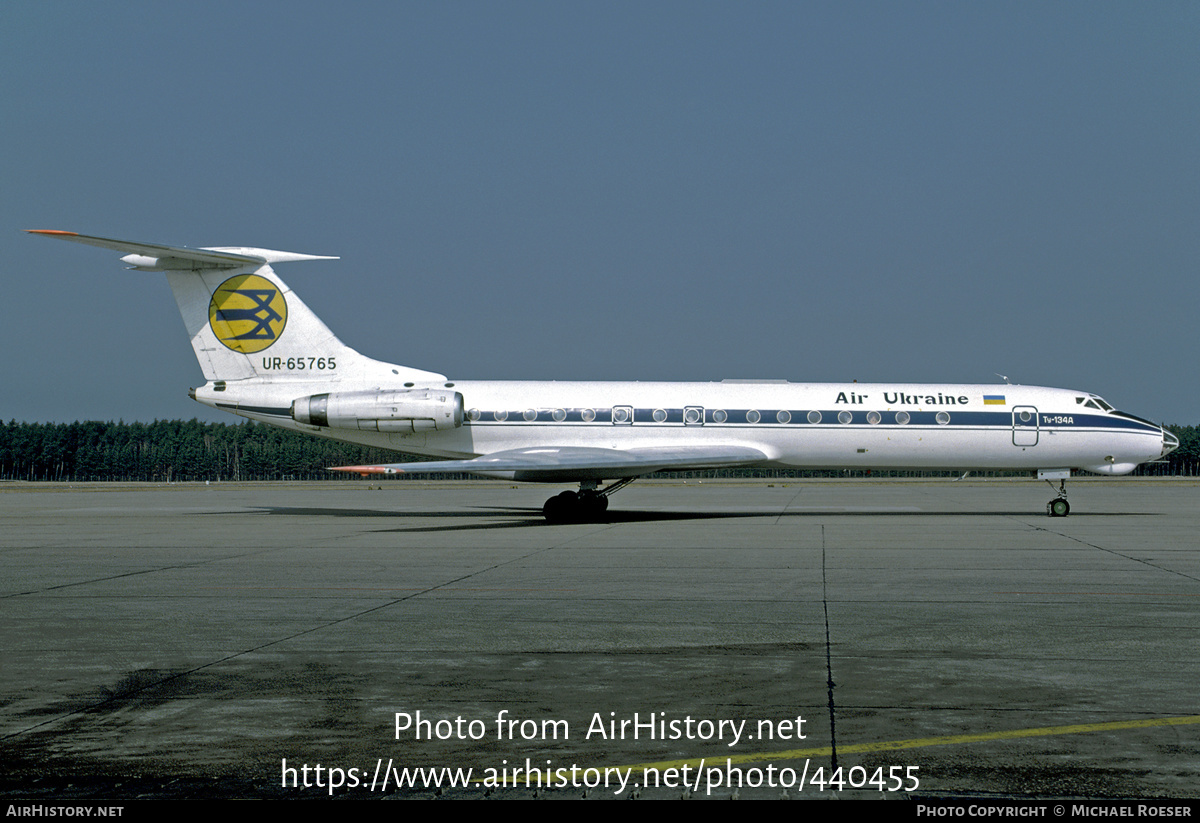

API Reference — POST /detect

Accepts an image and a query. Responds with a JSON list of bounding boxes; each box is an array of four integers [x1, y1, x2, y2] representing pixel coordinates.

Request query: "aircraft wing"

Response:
[[330, 445, 769, 482]]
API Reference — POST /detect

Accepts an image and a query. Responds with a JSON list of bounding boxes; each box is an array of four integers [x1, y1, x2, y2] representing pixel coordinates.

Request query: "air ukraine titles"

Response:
[[836, 391, 971, 405]]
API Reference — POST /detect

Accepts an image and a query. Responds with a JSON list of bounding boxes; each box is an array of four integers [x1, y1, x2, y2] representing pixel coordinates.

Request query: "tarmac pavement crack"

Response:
[[1015, 520, 1200, 585], [775, 488, 804, 525], [0, 552, 275, 599]]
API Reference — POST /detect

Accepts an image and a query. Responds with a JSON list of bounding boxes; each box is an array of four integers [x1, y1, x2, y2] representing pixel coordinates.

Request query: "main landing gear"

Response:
[[1046, 479, 1070, 517], [542, 478, 637, 523]]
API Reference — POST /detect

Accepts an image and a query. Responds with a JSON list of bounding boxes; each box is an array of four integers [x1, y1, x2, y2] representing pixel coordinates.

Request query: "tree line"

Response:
[[0, 419, 404, 482], [1, 419, 1197, 482]]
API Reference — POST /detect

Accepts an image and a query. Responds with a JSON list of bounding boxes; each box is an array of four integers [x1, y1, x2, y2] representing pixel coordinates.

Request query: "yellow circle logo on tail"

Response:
[[208, 274, 288, 353]]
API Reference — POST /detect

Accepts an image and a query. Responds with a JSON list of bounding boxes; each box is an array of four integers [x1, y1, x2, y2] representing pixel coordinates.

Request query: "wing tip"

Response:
[[329, 465, 401, 475], [27, 229, 78, 236]]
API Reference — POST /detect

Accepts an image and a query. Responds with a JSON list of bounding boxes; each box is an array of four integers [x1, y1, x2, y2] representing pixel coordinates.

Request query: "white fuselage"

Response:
[[195, 377, 1171, 477]]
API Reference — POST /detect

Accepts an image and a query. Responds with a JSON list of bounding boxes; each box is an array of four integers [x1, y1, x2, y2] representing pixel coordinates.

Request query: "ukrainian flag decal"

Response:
[[208, 274, 288, 353], [983, 395, 1006, 405]]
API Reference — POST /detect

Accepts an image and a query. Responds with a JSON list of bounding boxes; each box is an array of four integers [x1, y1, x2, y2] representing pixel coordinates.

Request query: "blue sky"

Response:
[[4, 2, 1198, 424]]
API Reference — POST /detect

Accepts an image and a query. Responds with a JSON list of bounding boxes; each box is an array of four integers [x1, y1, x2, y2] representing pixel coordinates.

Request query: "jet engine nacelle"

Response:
[[291, 389, 464, 433]]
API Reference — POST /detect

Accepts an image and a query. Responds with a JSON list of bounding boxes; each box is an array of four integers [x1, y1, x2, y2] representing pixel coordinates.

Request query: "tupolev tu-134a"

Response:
[[31, 230, 1178, 521]]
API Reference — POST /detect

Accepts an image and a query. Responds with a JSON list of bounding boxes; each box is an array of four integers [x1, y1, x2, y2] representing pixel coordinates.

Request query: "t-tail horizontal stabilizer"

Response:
[[27, 229, 338, 270]]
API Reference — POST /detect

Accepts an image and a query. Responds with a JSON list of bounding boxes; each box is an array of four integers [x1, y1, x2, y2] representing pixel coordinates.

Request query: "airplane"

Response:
[[30, 230, 1179, 522]]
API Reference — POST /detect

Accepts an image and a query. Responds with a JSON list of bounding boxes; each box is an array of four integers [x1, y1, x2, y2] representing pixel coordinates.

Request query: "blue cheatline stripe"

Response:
[[461, 407, 1160, 434]]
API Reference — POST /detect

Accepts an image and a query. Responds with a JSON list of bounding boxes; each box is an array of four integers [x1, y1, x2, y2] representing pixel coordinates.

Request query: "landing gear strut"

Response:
[[1046, 479, 1070, 517], [542, 478, 636, 523]]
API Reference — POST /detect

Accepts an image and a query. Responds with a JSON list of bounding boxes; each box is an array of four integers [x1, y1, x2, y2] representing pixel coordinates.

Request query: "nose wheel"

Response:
[[542, 478, 635, 523], [1046, 479, 1070, 517]]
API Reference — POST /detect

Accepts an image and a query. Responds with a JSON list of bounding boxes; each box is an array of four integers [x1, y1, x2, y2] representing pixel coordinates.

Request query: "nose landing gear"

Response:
[[1046, 479, 1070, 517]]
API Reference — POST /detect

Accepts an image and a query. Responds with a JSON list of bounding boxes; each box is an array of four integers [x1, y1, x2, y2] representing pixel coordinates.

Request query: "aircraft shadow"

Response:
[[238, 505, 1152, 534]]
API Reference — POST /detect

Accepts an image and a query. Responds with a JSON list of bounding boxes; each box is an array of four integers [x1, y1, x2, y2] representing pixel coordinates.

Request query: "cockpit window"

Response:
[[1090, 395, 1114, 412]]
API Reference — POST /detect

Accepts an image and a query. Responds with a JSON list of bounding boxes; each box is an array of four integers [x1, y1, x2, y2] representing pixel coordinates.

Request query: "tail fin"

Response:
[[28, 231, 444, 384]]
